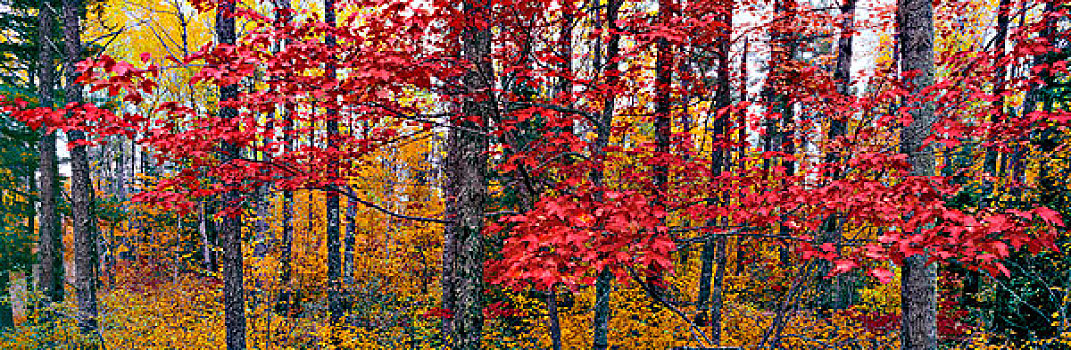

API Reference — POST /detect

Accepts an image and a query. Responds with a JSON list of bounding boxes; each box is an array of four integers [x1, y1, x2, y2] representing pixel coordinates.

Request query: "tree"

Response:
[[590, 1, 623, 348], [693, 0, 734, 343], [440, 1, 494, 347], [213, 0, 246, 347], [62, 0, 101, 336], [896, 0, 938, 345], [35, 0, 64, 309], [323, 0, 343, 326]]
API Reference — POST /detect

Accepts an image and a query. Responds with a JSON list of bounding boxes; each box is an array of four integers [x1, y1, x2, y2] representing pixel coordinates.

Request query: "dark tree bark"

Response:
[[591, 2, 623, 349], [344, 201, 356, 284], [1009, 0, 1056, 190], [545, 4, 574, 348], [35, 0, 64, 308], [776, 0, 798, 178], [830, 0, 855, 142], [896, 0, 937, 346], [0, 271, 12, 329], [323, 0, 344, 326], [269, 0, 296, 322], [984, 0, 1012, 176], [61, 0, 100, 336], [545, 287, 562, 350], [653, 0, 673, 195], [215, 0, 246, 348], [761, 0, 795, 176], [441, 1, 493, 348], [695, 0, 733, 343], [819, 0, 857, 311]]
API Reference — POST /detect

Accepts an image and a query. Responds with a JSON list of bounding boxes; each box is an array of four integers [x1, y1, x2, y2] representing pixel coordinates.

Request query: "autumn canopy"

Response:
[[0, 0, 1068, 348]]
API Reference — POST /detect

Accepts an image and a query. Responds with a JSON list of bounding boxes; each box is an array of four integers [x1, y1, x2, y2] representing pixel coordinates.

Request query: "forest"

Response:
[[0, 0, 1069, 348]]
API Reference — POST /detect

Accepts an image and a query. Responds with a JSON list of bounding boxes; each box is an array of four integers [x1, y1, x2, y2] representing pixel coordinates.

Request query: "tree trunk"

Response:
[[698, 0, 734, 343], [61, 0, 100, 337], [441, 1, 493, 348], [546, 287, 562, 350], [734, 37, 750, 279], [591, 1, 623, 349], [983, 0, 1011, 176], [215, 0, 246, 347], [199, 202, 215, 271], [1009, 0, 1056, 191], [831, 0, 855, 140], [0, 271, 12, 329], [344, 200, 356, 284], [896, 0, 937, 345], [820, 0, 857, 311], [323, 0, 343, 326], [275, 188, 294, 315], [35, 0, 64, 308], [653, 0, 673, 196], [271, 0, 295, 321]]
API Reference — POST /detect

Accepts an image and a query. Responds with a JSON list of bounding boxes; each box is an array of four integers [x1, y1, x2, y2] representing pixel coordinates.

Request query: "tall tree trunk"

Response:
[[983, 0, 1012, 176], [591, 2, 623, 349], [896, 0, 937, 346], [441, 1, 493, 348], [344, 201, 356, 285], [35, 0, 64, 308], [819, 0, 857, 311], [199, 202, 215, 271], [776, 0, 798, 178], [1010, 0, 1056, 192], [647, 0, 674, 327], [61, 0, 100, 336], [828, 0, 855, 169], [653, 0, 673, 195], [696, 0, 733, 343], [733, 38, 750, 278], [760, 18, 786, 188], [215, 0, 246, 347], [0, 271, 12, 329], [270, 0, 296, 321], [544, 5, 573, 349], [323, 0, 343, 326], [760, 0, 796, 271]]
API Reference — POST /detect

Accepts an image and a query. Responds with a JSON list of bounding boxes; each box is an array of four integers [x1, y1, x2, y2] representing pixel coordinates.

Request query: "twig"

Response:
[[626, 266, 714, 348], [238, 157, 452, 224]]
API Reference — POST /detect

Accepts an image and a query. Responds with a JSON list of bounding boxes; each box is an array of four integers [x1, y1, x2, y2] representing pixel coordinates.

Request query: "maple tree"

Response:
[[0, 0, 1069, 348]]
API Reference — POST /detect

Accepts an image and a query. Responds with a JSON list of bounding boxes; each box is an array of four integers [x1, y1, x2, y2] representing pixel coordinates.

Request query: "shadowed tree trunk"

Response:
[[61, 0, 100, 337], [0, 271, 12, 329], [1010, 0, 1056, 185], [591, 2, 623, 349], [896, 0, 937, 346], [324, 0, 343, 326], [270, 0, 296, 323], [653, 0, 673, 196], [215, 0, 246, 348], [983, 0, 1012, 177], [544, 4, 574, 348], [35, 0, 64, 309], [441, 1, 493, 348], [694, 0, 733, 343], [818, 0, 857, 311]]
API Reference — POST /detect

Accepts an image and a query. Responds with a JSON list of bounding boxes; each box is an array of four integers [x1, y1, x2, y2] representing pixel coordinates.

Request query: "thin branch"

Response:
[[505, 101, 601, 124], [237, 157, 452, 224], [365, 102, 488, 136], [626, 266, 714, 348], [329, 184, 451, 224]]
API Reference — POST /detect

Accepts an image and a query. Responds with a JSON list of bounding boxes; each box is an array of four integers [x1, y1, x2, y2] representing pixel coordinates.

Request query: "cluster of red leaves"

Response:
[[487, 189, 675, 290]]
